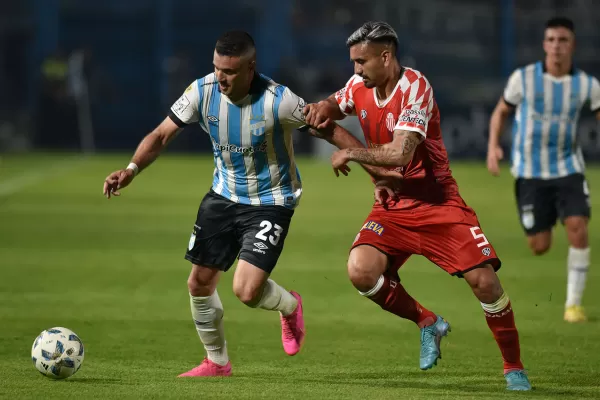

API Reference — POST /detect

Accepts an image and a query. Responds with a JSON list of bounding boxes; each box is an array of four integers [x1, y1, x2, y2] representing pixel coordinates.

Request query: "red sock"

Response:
[[483, 296, 524, 373], [366, 272, 437, 328]]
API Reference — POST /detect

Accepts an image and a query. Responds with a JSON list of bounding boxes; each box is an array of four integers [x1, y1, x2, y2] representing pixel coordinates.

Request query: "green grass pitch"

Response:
[[0, 153, 599, 399]]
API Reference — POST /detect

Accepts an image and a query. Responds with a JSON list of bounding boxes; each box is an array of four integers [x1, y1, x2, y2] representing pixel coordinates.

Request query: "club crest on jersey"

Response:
[[250, 120, 266, 136], [361, 109, 367, 119], [361, 221, 384, 236], [386, 113, 396, 132]]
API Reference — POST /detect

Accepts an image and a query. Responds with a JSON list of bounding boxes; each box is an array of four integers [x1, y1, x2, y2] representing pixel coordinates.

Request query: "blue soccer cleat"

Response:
[[420, 315, 451, 370], [504, 370, 532, 391]]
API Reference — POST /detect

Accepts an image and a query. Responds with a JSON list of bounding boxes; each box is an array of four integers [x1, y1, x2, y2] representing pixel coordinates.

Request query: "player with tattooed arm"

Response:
[[303, 21, 531, 391]]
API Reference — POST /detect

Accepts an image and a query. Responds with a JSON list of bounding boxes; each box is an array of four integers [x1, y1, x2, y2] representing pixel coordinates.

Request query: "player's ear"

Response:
[[381, 50, 392, 66]]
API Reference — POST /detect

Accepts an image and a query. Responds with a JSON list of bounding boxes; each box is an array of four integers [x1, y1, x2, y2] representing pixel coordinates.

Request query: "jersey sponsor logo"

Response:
[[336, 88, 346, 100], [399, 115, 426, 126], [399, 109, 426, 126], [172, 94, 190, 116], [386, 112, 396, 132], [361, 220, 384, 236], [530, 111, 575, 123], [212, 139, 267, 155], [207, 115, 219, 126], [403, 109, 426, 117]]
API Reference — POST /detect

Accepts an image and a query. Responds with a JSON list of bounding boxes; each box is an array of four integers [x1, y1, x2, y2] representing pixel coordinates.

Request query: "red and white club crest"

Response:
[[386, 113, 395, 132]]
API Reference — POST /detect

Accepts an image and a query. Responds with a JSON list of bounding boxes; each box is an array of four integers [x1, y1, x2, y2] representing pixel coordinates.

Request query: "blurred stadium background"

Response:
[[0, 0, 599, 157], [1, 1, 600, 398]]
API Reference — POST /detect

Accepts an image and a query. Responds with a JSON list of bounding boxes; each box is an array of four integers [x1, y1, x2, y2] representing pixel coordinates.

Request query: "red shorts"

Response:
[[351, 200, 501, 277]]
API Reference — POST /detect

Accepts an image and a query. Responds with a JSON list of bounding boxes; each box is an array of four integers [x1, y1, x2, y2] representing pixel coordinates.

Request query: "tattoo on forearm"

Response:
[[345, 147, 398, 166], [344, 130, 421, 167]]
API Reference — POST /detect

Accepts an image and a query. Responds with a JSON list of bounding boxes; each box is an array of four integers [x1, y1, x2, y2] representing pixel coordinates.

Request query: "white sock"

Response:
[[255, 279, 298, 316], [566, 247, 590, 307], [190, 290, 229, 366]]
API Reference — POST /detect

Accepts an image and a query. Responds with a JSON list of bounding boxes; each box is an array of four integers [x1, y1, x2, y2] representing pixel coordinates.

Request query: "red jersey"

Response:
[[335, 68, 460, 206]]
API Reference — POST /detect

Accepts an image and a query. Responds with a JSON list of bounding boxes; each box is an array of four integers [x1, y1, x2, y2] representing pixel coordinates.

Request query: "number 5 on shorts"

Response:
[[470, 226, 489, 248], [255, 220, 284, 246]]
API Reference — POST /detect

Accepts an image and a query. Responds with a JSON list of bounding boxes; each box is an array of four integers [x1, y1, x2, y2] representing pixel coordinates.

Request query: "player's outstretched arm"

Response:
[[103, 117, 182, 199], [487, 97, 514, 176], [331, 129, 422, 176], [306, 123, 403, 181]]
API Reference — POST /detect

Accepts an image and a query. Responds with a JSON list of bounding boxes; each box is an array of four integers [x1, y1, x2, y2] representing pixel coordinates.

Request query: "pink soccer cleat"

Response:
[[280, 291, 305, 356], [177, 358, 232, 377]]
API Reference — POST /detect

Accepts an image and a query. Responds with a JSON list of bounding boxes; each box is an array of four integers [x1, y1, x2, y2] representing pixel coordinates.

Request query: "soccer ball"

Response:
[[31, 327, 84, 379]]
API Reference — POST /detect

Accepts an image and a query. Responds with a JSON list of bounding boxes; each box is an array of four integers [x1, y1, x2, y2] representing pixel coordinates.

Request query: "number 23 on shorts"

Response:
[[255, 220, 284, 246]]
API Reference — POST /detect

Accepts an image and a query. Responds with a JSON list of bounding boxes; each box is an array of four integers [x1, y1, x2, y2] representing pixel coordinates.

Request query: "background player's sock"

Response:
[[255, 279, 298, 316], [360, 273, 437, 328], [190, 290, 229, 366], [566, 247, 589, 307], [481, 292, 523, 373]]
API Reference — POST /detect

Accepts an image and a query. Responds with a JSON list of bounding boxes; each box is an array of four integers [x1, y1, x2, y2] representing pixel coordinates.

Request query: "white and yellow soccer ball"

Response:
[[31, 327, 84, 379]]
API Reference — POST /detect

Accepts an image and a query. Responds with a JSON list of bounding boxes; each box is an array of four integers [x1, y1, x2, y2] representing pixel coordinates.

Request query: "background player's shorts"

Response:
[[185, 190, 294, 273], [351, 201, 501, 277], [515, 173, 591, 235]]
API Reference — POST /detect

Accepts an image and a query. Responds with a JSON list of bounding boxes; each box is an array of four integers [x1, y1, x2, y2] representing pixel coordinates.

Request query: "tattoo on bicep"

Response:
[[396, 131, 421, 155]]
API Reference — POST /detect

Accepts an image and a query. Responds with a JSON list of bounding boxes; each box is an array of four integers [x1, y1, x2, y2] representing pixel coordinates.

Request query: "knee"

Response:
[[528, 236, 551, 256], [566, 220, 588, 248], [232, 281, 262, 307], [188, 275, 213, 297], [466, 267, 503, 303], [347, 254, 380, 293]]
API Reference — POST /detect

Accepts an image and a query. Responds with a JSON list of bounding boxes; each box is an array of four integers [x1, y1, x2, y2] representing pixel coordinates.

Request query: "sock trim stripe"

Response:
[[481, 292, 510, 314], [359, 275, 385, 297]]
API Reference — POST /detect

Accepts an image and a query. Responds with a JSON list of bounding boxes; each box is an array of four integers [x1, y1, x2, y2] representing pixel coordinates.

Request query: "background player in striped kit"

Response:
[[102, 30, 399, 377], [487, 17, 600, 323]]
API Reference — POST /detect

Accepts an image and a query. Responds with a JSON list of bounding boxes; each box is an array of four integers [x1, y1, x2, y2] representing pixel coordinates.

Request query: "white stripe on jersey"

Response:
[[540, 76, 553, 179], [284, 126, 301, 197], [217, 96, 240, 202], [240, 104, 261, 205], [262, 88, 283, 203], [556, 75, 571, 176], [524, 64, 535, 179]]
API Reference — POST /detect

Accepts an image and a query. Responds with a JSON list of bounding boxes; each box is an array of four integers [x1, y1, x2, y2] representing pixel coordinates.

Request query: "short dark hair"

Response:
[[215, 31, 255, 57], [346, 21, 399, 51], [546, 17, 575, 32]]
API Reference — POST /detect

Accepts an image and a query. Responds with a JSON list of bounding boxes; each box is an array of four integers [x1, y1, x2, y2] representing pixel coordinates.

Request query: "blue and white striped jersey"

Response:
[[504, 61, 600, 179], [170, 73, 306, 208]]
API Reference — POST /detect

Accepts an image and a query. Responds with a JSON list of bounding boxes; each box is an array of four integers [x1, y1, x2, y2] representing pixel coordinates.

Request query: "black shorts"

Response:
[[515, 173, 591, 235], [185, 190, 294, 273]]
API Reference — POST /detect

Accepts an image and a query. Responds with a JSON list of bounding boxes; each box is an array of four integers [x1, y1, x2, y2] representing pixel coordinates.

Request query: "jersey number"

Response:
[[470, 227, 489, 248], [256, 221, 284, 246]]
